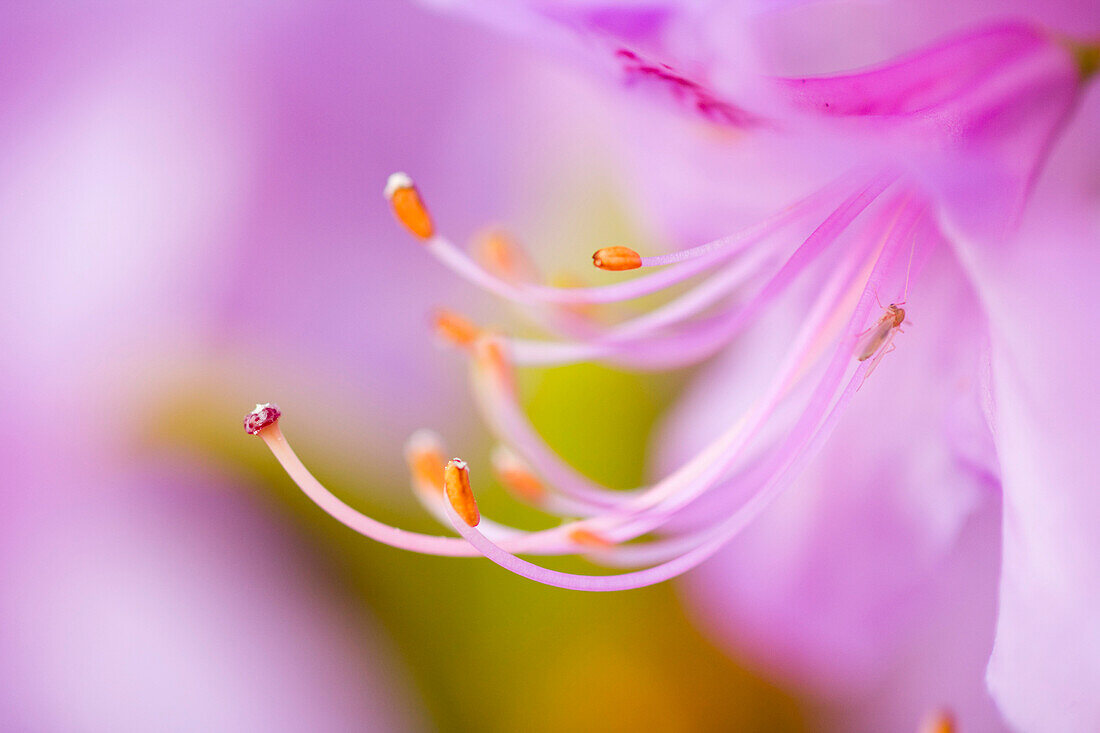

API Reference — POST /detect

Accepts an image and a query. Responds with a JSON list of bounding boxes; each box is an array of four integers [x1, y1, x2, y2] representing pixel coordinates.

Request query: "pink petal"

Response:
[[663, 245, 1000, 711], [778, 23, 1083, 243], [819, 502, 1008, 732], [949, 90, 1100, 732], [425, 0, 772, 128]]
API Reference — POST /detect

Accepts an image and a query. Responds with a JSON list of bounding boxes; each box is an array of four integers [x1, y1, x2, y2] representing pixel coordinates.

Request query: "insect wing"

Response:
[[856, 319, 894, 361], [861, 328, 898, 382]]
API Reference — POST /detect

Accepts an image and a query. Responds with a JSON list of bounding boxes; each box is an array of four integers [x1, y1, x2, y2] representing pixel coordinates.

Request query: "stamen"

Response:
[[506, 172, 898, 371], [475, 193, 917, 537], [404, 429, 446, 492], [414, 169, 858, 308], [385, 172, 434, 240], [433, 195, 925, 588], [445, 333, 874, 590], [592, 246, 642, 271], [437, 236, 902, 589], [444, 458, 480, 527], [567, 527, 615, 549], [258, 150, 937, 592], [440, 485, 742, 590], [469, 340, 635, 509], [432, 308, 482, 350], [243, 403, 281, 436], [250, 407, 619, 557], [248, 197, 923, 590], [491, 445, 546, 504], [473, 336, 514, 392], [251, 414, 476, 554], [475, 228, 538, 282]]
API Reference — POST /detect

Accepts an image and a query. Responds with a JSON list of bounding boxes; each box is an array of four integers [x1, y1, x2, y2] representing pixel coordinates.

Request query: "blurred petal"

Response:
[[951, 89, 1100, 732], [424, 0, 773, 128], [0, 449, 423, 732], [822, 499, 1008, 732], [750, 0, 1099, 77]]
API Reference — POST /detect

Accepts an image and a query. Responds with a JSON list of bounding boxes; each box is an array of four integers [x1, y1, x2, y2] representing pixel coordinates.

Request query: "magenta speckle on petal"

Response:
[[615, 46, 762, 129], [243, 403, 281, 435]]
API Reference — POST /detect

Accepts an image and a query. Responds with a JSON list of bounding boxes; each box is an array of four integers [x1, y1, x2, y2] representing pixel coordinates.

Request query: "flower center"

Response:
[[243, 164, 937, 591]]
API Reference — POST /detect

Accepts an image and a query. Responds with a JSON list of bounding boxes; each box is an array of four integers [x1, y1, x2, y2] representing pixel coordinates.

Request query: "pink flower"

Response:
[[247, 2, 1099, 729]]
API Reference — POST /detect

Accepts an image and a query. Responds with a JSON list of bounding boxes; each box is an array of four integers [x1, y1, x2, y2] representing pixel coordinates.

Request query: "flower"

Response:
[[246, 2, 1099, 729]]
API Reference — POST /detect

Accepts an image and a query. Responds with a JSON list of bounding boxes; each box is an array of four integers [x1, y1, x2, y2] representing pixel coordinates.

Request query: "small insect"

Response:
[[856, 301, 906, 366], [855, 231, 917, 385]]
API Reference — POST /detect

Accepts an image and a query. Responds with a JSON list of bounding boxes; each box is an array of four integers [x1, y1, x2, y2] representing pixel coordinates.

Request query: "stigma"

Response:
[[243, 403, 281, 435]]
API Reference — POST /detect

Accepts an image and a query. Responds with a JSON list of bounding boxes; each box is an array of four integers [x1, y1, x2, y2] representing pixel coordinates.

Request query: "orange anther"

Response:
[[592, 246, 641, 271], [412, 452, 445, 491], [491, 447, 545, 503], [568, 527, 615, 549], [385, 172, 434, 239], [444, 459, 480, 527], [475, 228, 536, 281], [432, 309, 482, 349], [474, 337, 512, 386], [492, 444, 543, 501], [499, 468, 545, 503], [404, 430, 445, 492]]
